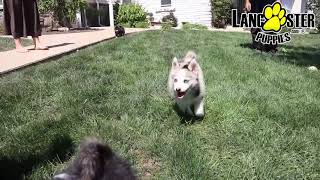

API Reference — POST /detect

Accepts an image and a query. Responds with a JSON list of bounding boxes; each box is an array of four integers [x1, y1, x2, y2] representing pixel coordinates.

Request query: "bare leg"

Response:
[[14, 38, 28, 53], [33, 37, 49, 50]]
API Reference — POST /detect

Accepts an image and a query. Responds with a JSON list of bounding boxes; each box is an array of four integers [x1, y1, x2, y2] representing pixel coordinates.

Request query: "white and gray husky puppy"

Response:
[[168, 51, 205, 117]]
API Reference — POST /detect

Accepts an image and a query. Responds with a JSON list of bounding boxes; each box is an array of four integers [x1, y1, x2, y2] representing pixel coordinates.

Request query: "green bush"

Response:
[[211, 0, 232, 28], [134, 21, 149, 28], [182, 22, 208, 30], [117, 3, 147, 28], [162, 13, 178, 27], [161, 22, 173, 31], [0, 21, 4, 34], [114, 2, 120, 25], [119, 23, 131, 28], [38, 0, 87, 27]]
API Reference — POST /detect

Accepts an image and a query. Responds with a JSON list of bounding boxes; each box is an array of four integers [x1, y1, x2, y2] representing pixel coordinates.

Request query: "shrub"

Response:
[[119, 23, 131, 28], [38, 0, 87, 27], [114, 2, 120, 25], [162, 13, 178, 27], [0, 20, 4, 34], [117, 3, 147, 28], [161, 22, 173, 31], [134, 21, 149, 28], [211, 0, 233, 28], [182, 22, 208, 30]]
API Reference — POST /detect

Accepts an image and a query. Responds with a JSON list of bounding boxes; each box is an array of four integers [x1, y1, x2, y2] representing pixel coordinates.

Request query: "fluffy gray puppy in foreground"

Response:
[[53, 138, 136, 180], [168, 51, 206, 117]]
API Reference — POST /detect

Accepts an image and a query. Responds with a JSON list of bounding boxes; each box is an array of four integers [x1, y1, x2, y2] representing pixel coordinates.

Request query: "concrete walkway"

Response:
[[0, 27, 145, 74]]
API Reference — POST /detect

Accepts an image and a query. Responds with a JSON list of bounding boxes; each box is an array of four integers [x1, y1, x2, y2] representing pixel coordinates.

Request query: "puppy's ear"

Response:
[[172, 57, 179, 69], [188, 59, 199, 74]]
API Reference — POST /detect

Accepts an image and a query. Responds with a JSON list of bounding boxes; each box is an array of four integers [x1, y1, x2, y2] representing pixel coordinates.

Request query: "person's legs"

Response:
[[23, 0, 48, 50], [4, 0, 28, 52], [32, 37, 48, 50], [14, 38, 28, 53], [250, 0, 278, 52]]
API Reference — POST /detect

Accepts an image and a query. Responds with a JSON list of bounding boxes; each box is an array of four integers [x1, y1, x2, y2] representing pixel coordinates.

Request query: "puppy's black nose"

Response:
[[176, 88, 181, 92]]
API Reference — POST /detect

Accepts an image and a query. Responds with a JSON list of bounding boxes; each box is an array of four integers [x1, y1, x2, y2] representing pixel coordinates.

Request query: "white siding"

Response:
[[282, 0, 307, 13], [132, 0, 212, 27]]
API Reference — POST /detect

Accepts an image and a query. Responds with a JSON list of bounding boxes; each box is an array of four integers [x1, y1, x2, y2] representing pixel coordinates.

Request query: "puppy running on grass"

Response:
[[53, 138, 136, 180], [168, 51, 206, 117]]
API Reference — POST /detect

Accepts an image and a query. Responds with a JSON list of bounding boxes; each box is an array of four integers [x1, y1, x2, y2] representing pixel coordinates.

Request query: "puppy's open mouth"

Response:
[[176, 91, 186, 98]]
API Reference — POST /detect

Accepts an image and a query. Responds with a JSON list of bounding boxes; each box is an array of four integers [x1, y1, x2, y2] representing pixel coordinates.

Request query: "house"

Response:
[[54, 0, 310, 28], [127, 0, 309, 27], [0, 0, 3, 17], [282, 0, 307, 13], [130, 0, 212, 27], [78, 0, 116, 27]]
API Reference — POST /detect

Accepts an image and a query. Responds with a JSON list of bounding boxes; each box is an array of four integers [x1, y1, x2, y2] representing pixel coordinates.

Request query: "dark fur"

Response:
[[115, 26, 125, 37], [53, 138, 136, 180], [251, 28, 278, 53]]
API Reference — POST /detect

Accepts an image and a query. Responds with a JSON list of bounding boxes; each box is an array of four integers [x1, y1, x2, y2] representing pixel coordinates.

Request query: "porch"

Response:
[[78, 0, 116, 28]]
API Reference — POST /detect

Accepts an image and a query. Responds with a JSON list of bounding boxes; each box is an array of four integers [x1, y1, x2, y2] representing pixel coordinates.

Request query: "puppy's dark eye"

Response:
[[174, 79, 178, 82], [184, 80, 189, 83]]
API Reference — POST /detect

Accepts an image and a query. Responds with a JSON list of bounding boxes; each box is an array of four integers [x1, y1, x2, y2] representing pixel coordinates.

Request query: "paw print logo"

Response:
[[262, 2, 287, 32]]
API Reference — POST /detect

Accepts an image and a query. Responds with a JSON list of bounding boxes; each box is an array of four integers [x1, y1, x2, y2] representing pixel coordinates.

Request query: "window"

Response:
[[161, 0, 171, 7]]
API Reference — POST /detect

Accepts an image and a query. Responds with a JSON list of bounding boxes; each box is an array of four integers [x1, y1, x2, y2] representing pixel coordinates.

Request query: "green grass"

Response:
[[0, 37, 33, 52], [0, 30, 320, 180]]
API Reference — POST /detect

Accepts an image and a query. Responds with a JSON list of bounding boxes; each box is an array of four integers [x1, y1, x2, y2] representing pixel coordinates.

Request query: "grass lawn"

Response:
[[0, 30, 319, 179], [0, 37, 33, 52]]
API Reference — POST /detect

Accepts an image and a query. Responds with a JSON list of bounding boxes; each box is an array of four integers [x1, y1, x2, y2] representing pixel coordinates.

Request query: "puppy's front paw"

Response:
[[194, 106, 204, 117]]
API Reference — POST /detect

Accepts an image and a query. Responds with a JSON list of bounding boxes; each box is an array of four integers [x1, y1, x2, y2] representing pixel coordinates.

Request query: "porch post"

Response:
[[292, 0, 302, 13], [96, 0, 101, 26], [109, 0, 115, 27]]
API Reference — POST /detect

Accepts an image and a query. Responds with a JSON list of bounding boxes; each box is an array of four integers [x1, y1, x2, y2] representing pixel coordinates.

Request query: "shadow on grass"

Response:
[[240, 43, 278, 54], [240, 43, 320, 67], [279, 45, 320, 66], [173, 104, 204, 125], [0, 135, 74, 180]]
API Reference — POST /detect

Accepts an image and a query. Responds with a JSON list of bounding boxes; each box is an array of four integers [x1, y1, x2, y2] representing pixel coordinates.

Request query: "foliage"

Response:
[[119, 23, 131, 28], [114, 2, 120, 25], [38, 0, 87, 27], [0, 21, 4, 34], [182, 22, 208, 30], [161, 22, 173, 31], [307, 0, 320, 32], [117, 3, 147, 28], [134, 21, 150, 28], [161, 13, 178, 27], [211, 0, 233, 28]]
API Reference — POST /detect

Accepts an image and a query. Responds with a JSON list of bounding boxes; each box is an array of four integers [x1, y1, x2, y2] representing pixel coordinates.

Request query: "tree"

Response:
[[38, 0, 87, 27]]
